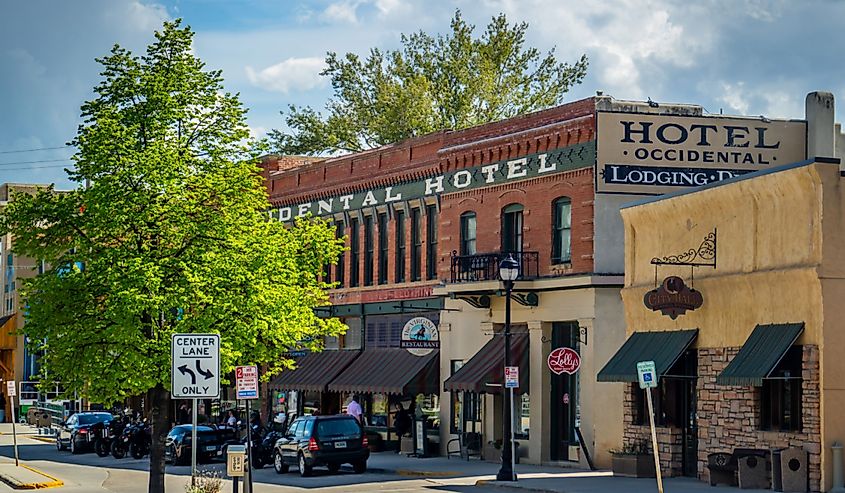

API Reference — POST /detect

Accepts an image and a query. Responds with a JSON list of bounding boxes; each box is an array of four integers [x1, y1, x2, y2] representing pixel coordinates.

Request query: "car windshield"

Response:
[[77, 414, 110, 425], [317, 419, 360, 438]]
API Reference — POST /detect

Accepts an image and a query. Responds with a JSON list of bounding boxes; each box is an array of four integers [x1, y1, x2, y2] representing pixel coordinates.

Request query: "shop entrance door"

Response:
[[549, 322, 578, 461], [681, 378, 697, 476]]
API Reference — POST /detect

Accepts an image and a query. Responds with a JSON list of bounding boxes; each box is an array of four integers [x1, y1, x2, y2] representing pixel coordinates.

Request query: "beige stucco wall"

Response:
[[620, 161, 845, 491], [437, 281, 625, 468]]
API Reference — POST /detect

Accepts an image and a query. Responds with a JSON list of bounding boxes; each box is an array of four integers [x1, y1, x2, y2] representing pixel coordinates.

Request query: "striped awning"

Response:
[[717, 323, 804, 386], [443, 333, 529, 394], [597, 329, 698, 383], [270, 350, 361, 392], [327, 348, 439, 395]]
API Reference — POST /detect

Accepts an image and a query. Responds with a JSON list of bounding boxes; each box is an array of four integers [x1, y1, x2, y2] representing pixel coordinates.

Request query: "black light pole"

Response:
[[496, 254, 519, 482]]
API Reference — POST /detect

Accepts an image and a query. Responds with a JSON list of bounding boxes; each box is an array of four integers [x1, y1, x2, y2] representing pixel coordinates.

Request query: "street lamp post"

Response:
[[496, 254, 519, 482]]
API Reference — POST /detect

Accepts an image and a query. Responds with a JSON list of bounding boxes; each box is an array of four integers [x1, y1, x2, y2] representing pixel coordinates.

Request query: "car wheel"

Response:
[[352, 460, 366, 474], [298, 453, 312, 477], [274, 452, 288, 474], [252, 455, 264, 469], [95, 439, 110, 457], [327, 462, 341, 473], [70, 436, 80, 455], [111, 441, 126, 459]]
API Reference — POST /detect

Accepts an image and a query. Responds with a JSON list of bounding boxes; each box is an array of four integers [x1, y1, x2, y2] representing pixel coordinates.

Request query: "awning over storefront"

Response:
[[716, 323, 804, 386], [443, 333, 529, 393], [327, 348, 439, 395], [597, 329, 698, 382], [270, 350, 361, 392]]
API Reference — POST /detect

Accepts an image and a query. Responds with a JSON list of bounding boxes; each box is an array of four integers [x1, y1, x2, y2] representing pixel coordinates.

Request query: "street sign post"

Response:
[[504, 366, 519, 388], [172, 334, 220, 487], [6, 381, 17, 466], [235, 366, 258, 399], [637, 361, 664, 493]]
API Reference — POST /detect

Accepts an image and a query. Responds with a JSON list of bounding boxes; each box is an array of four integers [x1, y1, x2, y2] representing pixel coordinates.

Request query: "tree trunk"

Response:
[[148, 383, 171, 493]]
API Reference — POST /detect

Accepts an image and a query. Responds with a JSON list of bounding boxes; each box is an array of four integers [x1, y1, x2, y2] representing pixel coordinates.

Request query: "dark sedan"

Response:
[[55, 412, 114, 454], [273, 415, 369, 477], [165, 425, 236, 465]]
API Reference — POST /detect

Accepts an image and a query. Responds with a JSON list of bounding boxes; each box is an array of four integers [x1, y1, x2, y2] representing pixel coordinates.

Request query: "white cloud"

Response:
[[321, 1, 363, 24], [103, 1, 170, 32], [245, 57, 327, 94], [717, 81, 751, 115]]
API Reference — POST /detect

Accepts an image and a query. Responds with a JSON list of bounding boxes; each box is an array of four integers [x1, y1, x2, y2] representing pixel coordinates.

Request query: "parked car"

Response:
[[55, 412, 114, 454], [164, 425, 237, 465], [273, 415, 369, 477]]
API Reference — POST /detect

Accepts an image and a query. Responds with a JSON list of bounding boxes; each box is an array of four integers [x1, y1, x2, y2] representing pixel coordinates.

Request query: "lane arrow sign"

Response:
[[178, 365, 197, 385], [196, 360, 214, 380]]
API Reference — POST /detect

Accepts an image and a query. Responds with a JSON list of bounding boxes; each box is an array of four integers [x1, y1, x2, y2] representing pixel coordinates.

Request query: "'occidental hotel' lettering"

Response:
[[274, 142, 595, 220]]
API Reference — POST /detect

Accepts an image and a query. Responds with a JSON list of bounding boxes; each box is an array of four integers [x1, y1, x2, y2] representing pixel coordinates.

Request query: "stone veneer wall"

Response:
[[622, 345, 821, 491]]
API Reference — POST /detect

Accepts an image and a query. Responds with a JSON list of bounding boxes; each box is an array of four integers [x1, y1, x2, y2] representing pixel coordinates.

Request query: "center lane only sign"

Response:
[[172, 334, 220, 398]]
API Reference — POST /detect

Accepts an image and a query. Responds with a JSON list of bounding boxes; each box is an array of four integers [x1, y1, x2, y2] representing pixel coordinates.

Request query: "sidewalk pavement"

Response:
[[0, 461, 63, 490], [365, 452, 770, 493]]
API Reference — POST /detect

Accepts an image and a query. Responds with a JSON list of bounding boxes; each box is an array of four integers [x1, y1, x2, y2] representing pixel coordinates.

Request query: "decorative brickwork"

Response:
[[622, 345, 821, 491]]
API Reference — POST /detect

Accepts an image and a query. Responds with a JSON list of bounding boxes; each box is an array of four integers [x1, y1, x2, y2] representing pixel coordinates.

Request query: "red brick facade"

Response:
[[262, 97, 599, 294]]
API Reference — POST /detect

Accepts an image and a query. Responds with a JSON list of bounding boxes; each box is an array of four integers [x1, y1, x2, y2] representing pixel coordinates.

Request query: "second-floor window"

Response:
[[426, 205, 438, 280], [460, 212, 477, 255], [350, 218, 360, 287], [501, 204, 524, 253], [395, 210, 406, 282], [364, 215, 374, 286], [335, 221, 345, 286], [411, 208, 422, 281], [552, 197, 572, 264], [378, 212, 388, 284]]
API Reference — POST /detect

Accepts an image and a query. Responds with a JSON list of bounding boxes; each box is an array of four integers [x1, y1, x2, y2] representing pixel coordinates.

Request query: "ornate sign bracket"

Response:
[[651, 229, 717, 268]]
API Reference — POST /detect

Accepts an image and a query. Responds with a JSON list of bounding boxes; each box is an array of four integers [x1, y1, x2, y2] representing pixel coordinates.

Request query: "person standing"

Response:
[[346, 395, 363, 424], [177, 403, 189, 425], [393, 402, 411, 438]]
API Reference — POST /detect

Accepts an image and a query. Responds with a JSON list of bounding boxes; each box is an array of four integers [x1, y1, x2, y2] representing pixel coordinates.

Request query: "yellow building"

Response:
[[601, 156, 845, 491]]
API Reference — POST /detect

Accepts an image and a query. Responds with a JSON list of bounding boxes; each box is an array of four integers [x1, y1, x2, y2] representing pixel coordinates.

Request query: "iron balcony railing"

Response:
[[450, 250, 540, 283]]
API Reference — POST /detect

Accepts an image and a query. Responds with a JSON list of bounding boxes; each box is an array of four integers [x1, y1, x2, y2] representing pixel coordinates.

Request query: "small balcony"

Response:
[[449, 251, 540, 284]]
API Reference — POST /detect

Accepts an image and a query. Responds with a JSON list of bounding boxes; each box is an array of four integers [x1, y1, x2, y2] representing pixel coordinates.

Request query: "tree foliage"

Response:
[[0, 20, 343, 493], [271, 10, 588, 155]]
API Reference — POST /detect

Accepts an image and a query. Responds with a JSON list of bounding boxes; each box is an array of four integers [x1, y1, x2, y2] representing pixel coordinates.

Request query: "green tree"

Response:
[[0, 20, 344, 493], [271, 10, 588, 155]]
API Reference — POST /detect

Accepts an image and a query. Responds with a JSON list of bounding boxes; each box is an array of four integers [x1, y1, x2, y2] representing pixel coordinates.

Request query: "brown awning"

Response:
[[270, 350, 361, 393], [327, 348, 439, 395], [444, 333, 529, 394]]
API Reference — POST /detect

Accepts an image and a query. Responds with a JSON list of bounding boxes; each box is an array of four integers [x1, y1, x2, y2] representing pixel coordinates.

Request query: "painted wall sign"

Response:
[[273, 142, 595, 220], [548, 347, 581, 375], [596, 112, 806, 195], [400, 316, 440, 356], [644, 276, 703, 319]]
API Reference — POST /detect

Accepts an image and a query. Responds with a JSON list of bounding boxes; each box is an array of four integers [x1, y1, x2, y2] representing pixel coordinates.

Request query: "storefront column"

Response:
[[480, 322, 498, 447], [528, 320, 549, 464]]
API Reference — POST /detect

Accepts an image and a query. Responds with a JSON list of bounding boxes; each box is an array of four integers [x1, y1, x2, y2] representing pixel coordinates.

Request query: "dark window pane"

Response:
[[426, 205, 438, 280], [552, 198, 572, 264], [395, 210, 405, 282], [460, 212, 477, 256], [501, 204, 524, 253], [350, 218, 359, 287], [378, 213, 388, 284], [364, 215, 374, 286], [411, 208, 422, 281], [336, 222, 345, 286]]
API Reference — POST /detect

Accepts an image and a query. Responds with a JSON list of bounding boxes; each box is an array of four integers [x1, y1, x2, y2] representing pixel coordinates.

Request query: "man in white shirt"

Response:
[[346, 395, 363, 424]]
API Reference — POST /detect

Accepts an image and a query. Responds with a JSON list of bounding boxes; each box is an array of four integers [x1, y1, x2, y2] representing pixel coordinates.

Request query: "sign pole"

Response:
[[246, 399, 253, 493], [10, 392, 18, 467], [509, 386, 516, 477], [191, 399, 198, 486], [646, 387, 664, 493]]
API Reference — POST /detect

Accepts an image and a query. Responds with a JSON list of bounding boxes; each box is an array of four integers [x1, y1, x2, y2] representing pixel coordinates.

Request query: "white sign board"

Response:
[[236, 365, 258, 400], [6, 381, 15, 397], [226, 444, 246, 477], [172, 334, 220, 398], [637, 360, 658, 389], [504, 366, 519, 389]]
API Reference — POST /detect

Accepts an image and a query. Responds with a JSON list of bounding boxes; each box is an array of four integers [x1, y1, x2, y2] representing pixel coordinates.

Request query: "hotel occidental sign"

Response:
[[644, 276, 703, 320], [548, 347, 581, 375]]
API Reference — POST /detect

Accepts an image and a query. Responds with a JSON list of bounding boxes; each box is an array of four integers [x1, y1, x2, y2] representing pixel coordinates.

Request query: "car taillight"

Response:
[[79, 428, 88, 435], [362, 435, 368, 448], [308, 437, 319, 451]]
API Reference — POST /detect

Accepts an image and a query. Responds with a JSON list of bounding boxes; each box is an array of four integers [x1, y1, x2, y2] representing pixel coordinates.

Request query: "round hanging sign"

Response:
[[400, 317, 440, 356], [548, 347, 581, 375]]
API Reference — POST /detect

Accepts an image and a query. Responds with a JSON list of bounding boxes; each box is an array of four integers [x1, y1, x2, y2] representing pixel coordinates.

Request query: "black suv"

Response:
[[55, 412, 113, 454], [273, 415, 369, 476]]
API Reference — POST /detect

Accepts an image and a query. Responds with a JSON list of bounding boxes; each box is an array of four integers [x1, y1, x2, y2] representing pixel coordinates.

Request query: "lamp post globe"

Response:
[[496, 253, 519, 482]]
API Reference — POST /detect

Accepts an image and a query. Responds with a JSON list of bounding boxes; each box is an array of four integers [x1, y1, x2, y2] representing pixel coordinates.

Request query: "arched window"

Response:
[[501, 204, 524, 253], [552, 197, 572, 264], [460, 211, 477, 255]]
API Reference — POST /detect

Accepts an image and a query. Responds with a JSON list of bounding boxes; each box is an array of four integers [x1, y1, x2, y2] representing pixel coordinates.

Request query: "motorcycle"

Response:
[[128, 419, 151, 459], [97, 418, 127, 457], [250, 425, 283, 469], [111, 416, 141, 459]]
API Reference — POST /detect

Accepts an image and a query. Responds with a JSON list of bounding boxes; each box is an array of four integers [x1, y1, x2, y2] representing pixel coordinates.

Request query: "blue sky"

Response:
[[2, 0, 844, 188]]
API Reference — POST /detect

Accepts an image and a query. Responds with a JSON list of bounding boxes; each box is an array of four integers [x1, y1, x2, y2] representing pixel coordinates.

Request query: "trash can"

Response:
[[738, 454, 770, 489], [774, 447, 808, 493]]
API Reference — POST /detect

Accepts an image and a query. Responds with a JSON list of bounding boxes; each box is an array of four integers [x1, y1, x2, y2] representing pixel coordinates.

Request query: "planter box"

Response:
[[612, 454, 656, 478]]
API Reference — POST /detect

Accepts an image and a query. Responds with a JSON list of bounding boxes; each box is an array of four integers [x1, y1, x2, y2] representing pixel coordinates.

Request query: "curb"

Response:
[[0, 465, 64, 490], [28, 437, 55, 444], [395, 469, 460, 477], [475, 479, 557, 493]]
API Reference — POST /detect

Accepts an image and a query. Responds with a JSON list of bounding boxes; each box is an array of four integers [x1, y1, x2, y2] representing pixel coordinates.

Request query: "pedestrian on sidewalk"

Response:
[[393, 403, 410, 438], [347, 395, 363, 424]]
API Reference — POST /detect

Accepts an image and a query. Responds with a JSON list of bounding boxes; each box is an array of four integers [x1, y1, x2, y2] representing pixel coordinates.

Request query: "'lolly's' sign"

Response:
[[548, 347, 581, 375]]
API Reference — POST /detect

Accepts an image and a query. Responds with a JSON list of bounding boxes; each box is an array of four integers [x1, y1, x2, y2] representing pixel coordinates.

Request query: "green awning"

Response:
[[597, 329, 698, 383], [716, 323, 804, 386]]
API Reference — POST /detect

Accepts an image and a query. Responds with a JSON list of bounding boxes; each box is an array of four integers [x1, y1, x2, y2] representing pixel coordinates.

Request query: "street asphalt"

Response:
[[0, 424, 770, 493]]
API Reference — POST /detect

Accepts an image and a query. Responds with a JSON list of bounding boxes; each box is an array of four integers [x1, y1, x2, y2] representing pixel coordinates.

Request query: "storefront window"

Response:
[[761, 346, 803, 431], [450, 360, 464, 433], [370, 393, 388, 427], [302, 390, 321, 416], [514, 392, 530, 438], [415, 393, 440, 433]]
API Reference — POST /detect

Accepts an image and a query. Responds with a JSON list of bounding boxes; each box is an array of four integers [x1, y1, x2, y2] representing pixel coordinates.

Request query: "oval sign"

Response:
[[548, 347, 581, 375]]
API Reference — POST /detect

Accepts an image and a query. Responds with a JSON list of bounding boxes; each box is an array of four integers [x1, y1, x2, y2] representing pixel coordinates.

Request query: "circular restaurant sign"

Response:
[[400, 317, 440, 356], [548, 347, 581, 375]]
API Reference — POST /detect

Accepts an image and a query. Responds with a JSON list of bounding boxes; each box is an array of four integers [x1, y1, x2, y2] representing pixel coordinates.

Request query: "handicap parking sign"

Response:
[[636, 361, 657, 389]]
